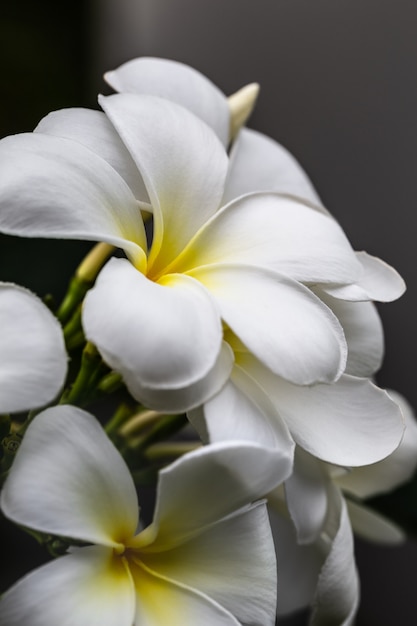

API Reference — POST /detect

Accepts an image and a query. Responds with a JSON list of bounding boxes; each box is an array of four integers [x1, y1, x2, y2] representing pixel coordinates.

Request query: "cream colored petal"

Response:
[[105, 56, 230, 145], [316, 288, 384, 377], [223, 128, 322, 206], [346, 500, 405, 544], [173, 193, 361, 285], [99, 93, 228, 273], [131, 560, 241, 626], [1, 406, 139, 547], [192, 264, 347, 385], [140, 502, 276, 626], [337, 390, 417, 498], [0, 545, 135, 626], [82, 259, 223, 408], [0, 283, 67, 412], [135, 441, 292, 552], [0, 132, 147, 270], [35, 107, 149, 202]]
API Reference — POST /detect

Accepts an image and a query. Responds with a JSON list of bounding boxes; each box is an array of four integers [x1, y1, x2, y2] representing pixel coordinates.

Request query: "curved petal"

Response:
[[267, 498, 322, 617], [35, 108, 149, 203], [325, 251, 406, 302], [240, 356, 404, 466], [191, 264, 347, 385], [337, 390, 417, 498], [189, 364, 294, 457], [311, 487, 359, 626], [173, 193, 361, 285], [131, 560, 241, 626], [346, 499, 405, 544], [315, 288, 384, 377], [99, 93, 228, 272], [140, 502, 276, 626], [133, 441, 293, 552], [222, 128, 322, 206], [126, 341, 234, 413], [82, 259, 223, 404], [0, 283, 67, 412], [0, 545, 135, 626], [1, 406, 139, 547], [105, 56, 230, 146], [0, 132, 147, 270], [285, 447, 328, 544]]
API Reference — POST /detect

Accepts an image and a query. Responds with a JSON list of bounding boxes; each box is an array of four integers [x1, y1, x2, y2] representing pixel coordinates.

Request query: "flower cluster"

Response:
[[0, 57, 416, 626]]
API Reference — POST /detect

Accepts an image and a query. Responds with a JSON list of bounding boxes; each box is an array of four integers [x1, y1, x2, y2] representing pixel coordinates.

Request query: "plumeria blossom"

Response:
[[266, 392, 417, 624], [0, 405, 293, 626], [0, 87, 388, 414], [0, 283, 67, 412]]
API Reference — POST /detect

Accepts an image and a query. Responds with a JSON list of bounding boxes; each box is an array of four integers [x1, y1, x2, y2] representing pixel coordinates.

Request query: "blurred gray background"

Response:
[[1, 1, 417, 623]]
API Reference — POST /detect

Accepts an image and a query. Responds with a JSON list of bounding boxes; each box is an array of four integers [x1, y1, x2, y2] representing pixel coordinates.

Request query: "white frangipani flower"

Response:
[[267, 397, 417, 625], [0, 406, 292, 626], [268, 481, 359, 626], [0, 90, 377, 413], [0, 283, 67, 412]]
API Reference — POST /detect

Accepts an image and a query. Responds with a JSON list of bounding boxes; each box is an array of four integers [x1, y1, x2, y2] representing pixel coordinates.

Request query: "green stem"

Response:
[[130, 413, 188, 452]]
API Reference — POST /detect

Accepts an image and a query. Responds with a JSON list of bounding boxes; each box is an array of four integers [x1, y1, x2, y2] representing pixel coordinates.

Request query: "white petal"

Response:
[[0, 283, 67, 412], [241, 355, 404, 466], [105, 56, 230, 146], [140, 502, 276, 626], [285, 447, 329, 544], [189, 364, 294, 456], [223, 128, 322, 206], [174, 193, 361, 285], [0, 132, 147, 269], [35, 107, 149, 202], [0, 546, 135, 626], [311, 487, 359, 626], [325, 251, 406, 302], [134, 441, 293, 551], [267, 497, 322, 617], [99, 93, 228, 272], [126, 341, 234, 413], [337, 390, 417, 498], [1, 406, 138, 547], [316, 288, 384, 377], [192, 264, 347, 385], [131, 560, 241, 626], [346, 499, 405, 544], [82, 259, 223, 407]]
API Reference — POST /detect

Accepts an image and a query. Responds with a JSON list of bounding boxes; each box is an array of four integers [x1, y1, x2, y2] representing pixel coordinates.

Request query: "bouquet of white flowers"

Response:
[[0, 57, 415, 626]]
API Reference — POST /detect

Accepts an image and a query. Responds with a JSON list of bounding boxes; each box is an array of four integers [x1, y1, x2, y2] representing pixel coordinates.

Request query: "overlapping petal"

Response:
[[139, 502, 276, 626], [238, 353, 404, 466], [172, 193, 361, 285], [315, 289, 384, 377], [35, 108, 149, 203], [131, 561, 241, 626], [311, 487, 359, 626], [345, 500, 404, 545], [105, 56, 230, 146], [0, 283, 67, 412], [0, 132, 147, 270], [222, 128, 322, 206], [285, 448, 329, 544], [267, 496, 323, 617], [191, 264, 347, 385], [325, 251, 405, 302], [82, 258, 224, 408], [337, 390, 417, 498], [0, 546, 135, 626], [134, 441, 292, 551], [100, 93, 228, 272], [189, 364, 294, 455], [1, 406, 139, 548]]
